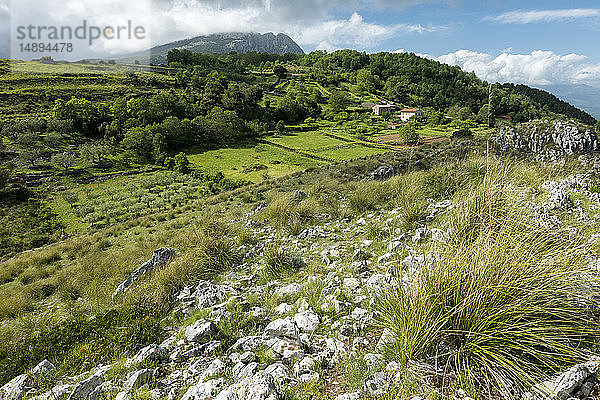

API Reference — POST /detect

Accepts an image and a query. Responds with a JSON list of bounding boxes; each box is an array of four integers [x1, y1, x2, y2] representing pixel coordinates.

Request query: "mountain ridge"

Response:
[[120, 32, 304, 64]]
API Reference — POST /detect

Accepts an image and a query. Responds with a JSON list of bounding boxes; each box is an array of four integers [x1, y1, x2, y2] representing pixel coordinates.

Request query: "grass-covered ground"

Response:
[[186, 142, 323, 183], [3, 135, 600, 399]]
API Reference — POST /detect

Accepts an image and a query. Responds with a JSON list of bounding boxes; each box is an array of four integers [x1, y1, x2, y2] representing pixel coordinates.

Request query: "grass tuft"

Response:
[[261, 244, 304, 282], [378, 193, 600, 396]]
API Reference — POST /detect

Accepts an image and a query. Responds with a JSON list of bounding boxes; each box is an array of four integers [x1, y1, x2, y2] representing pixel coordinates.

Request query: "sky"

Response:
[[1, 0, 599, 108]]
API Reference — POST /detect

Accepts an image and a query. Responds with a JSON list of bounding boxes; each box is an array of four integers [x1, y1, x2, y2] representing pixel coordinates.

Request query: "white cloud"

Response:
[[487, 8, 600, 24], [431, 49, 600, 88], [296, 12, 437, 51], [1, 0, 442, 58]]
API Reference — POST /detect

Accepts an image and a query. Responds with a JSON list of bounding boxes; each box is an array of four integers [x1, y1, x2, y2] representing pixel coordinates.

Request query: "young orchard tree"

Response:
[[51, 152, 78, 173]]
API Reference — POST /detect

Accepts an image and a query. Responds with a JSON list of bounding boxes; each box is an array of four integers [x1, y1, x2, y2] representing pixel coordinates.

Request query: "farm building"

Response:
[[373, 104, 397, 116], [400, 108, 423, 122]]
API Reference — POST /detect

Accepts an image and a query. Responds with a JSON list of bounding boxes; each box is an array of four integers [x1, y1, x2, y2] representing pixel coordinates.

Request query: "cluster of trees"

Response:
[[51, 65, 325, 164], [22, 47, 594, 171]]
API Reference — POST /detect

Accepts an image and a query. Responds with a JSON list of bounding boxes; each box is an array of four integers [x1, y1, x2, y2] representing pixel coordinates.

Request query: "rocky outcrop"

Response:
[[495, 119, 598, 158], [112, 247, 175, 297], [0, 360, 55, 400]]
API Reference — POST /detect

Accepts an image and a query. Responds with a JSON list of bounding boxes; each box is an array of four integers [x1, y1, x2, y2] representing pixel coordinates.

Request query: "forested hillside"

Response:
[[501, 83, 596, 125]]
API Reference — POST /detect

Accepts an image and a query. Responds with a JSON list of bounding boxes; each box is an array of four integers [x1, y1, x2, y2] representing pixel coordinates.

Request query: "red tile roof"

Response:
[[401, 108, 421, 112]]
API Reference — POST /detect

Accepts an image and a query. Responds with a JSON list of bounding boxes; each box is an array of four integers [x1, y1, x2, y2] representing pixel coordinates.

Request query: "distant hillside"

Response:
[[502, 83, 597, 125], [121, 32, 304, 64], [539, 84, 600, 121]]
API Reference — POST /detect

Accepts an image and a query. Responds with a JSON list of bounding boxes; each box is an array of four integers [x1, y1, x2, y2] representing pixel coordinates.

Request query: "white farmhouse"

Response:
[[399, 108, 423, 122]]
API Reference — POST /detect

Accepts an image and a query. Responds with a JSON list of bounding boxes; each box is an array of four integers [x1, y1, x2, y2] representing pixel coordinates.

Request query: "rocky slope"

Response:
[[4, 125, 600, 400]]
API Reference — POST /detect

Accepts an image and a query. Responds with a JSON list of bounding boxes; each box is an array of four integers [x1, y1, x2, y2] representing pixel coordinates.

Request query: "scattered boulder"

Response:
[[122, 369, 154, 393], [275, 283, 301, 297], [370, 166, 395, 181], [0, 374, 29, 400], [294, 310, 319, 332], [524, 360, 600, 400], [126, 344, 168, 367], [364, 371, 388, 395], [193, 280, 234, 309], [181, 378, 224, 400], [495, 119, 598, 158], [185, 320, 217, 343], [113, 248, 175, 297], [263, 363, 292, 387], [1, 359, 57, 400], [264, 318, 300, 342], [67, 374, 103, 400], [30, 360, 56, 379], [215, 372, 278, 400]]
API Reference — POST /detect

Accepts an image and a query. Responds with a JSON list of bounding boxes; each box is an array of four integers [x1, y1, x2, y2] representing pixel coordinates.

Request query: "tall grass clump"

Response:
[[378, 169, 600, 397], [348, 181, 388, 214], [261, 243, 304, 282], [264, 193, 320, 235], [387, 171, 429, 230]]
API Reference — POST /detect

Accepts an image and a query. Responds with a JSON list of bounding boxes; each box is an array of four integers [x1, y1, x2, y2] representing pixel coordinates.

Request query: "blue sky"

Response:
[[1, 0, 599, 96], [342, 0, 600, 63]]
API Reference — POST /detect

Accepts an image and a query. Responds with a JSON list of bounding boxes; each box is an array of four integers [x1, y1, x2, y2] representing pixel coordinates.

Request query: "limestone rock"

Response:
[[113, 248, 175, 296], [525, 360, 600, 400], [67, 374, 103, 400], [185, 320, 217, 343], [215, 372, 278, 400], [126, 344, 168, 367], [370, 166, 395, 181], [31, 360, 56, 379], [293, 309, 320, 332], [0, 374, 29, 400], [181, 378, 224, 400]]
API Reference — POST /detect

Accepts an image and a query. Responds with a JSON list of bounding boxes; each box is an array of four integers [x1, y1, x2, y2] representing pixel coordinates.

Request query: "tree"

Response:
[[51, 152, 77, 173], [356, 68, 378, 93], [275, 120, 286, 135], [0, 167, 10, 189], [384, 76, 408, 104], [53, 98, 106, 135], [122, 126, 153, 159], [273, 64, 287, 78], [595, 121, 600, 134], [19, 148, 44, 167], [174, 152, 190, 174], [326, 90, 351, 114], [399, 121, 420, 145]]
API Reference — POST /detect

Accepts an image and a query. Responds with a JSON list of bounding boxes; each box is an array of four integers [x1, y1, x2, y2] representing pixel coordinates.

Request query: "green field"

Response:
[[268, 130, 347, 149], [313, 143, 388, 159], [187, 143, 323, 182]]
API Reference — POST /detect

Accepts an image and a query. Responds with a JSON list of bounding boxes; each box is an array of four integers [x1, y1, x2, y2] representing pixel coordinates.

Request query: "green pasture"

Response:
[[187, 143, 323, 183]]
